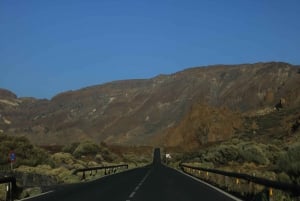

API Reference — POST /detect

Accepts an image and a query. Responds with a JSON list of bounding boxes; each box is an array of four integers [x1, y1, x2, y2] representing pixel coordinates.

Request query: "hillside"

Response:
[[0, 62, 299, 146]]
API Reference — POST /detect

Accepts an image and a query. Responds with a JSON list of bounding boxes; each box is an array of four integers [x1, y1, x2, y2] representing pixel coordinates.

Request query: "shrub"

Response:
[[100, 148, 119, 162], [264, 144, 281, 164], [276, 143, 300, 184], [0, 134, 52, 167], [214, 144, 239, 164], [196, 141, 270, 166], [238, 143, 269, 165], [277, 172, 292, 184], [73, 141, 100, 158]]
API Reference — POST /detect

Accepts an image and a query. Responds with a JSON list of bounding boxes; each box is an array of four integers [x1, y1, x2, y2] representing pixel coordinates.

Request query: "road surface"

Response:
[[23, 150, 240, 201]]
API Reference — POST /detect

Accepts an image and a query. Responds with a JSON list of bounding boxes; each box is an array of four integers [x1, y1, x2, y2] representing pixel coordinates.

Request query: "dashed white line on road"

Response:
[[129, 191, 136, 198], [126, 170, 151, 201]]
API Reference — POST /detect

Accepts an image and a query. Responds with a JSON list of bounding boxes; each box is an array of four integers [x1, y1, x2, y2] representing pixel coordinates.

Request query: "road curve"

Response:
[[23, 164, 240, 201]]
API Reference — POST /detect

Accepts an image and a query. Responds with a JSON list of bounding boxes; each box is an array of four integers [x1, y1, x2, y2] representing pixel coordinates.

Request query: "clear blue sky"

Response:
[[1, 0, 300, 99]]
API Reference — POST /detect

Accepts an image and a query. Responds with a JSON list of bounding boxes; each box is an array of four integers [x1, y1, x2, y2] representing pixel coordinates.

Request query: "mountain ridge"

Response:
[[1, 62, 299, 146]]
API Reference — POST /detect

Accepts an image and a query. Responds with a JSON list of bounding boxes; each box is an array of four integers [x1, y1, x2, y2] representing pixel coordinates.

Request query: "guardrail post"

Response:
[[235, 178, 240, 193], [5, 182, 12, 201], [249, 180, 254, 195], [81, 171, 86, 180], [268, 188, 273, 201], [6, 183, 9, 201]]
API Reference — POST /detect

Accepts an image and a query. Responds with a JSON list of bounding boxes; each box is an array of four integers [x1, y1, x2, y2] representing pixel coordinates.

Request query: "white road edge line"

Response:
[[172, 167, 243, 201], [18, 190, 54, 201]]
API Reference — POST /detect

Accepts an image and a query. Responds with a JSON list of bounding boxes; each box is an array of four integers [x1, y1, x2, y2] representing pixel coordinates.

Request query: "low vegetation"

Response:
[[165, 106, 300, 201], [276, 142, 300, 184], [0, 134, 52, 167], [0, 133, 152, 200], [166, 136, 300, 200]]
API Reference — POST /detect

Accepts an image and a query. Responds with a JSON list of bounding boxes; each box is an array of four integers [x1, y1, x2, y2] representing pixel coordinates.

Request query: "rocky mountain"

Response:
[[0, 62, 299, 146]]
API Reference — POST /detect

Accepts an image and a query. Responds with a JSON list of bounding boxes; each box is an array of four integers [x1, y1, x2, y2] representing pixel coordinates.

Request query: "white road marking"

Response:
[[125, 169, 151, 201], [129, 191, 136, 198], [173, 167, 243, 201], [18, 191, 54, 201]]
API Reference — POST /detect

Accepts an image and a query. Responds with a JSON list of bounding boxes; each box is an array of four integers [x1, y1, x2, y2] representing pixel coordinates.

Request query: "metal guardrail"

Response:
[[73, 164, 128, 180], [0, 165, 128, 200], [180, 163, 300, 200]]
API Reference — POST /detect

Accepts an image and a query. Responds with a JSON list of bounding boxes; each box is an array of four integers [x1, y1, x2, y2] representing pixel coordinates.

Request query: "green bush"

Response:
[[63, 141, 124, 163], [264, 144, 281, 164], [0, 134, 52, 167], [276, 143, 300, 184], [73, 141, 100, 158], [190, 140, 274, 166], [238, 143, 269, 165], [277, 172, 292, 184], [214, 144, 239, 164]]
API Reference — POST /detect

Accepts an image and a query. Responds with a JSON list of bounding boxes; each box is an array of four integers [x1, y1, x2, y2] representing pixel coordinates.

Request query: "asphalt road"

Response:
[[23, 149, 240, 201]]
